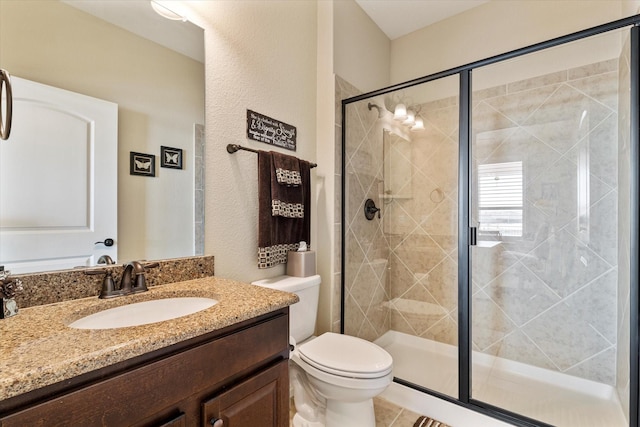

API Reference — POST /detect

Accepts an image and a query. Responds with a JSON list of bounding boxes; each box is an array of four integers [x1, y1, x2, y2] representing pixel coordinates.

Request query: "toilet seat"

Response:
[[297, 333, 393, 379]]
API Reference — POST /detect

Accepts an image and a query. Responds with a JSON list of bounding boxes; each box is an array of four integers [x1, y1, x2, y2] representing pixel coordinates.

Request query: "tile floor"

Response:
[[289, 397, 425, 427]]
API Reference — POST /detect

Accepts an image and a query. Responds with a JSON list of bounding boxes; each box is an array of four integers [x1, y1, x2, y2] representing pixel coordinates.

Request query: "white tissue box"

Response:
[[287, 250, 316, 277]]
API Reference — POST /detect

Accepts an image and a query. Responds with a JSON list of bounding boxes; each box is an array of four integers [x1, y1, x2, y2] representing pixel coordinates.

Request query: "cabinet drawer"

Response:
[[0, 314, 289, 427]]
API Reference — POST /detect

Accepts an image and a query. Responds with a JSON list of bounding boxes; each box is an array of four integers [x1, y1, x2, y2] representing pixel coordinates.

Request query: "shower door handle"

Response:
[[469, 227, 477, 246]]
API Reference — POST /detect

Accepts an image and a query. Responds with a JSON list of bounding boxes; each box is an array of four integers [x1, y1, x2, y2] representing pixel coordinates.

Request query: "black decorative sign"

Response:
[[246, 110, 296, 151]]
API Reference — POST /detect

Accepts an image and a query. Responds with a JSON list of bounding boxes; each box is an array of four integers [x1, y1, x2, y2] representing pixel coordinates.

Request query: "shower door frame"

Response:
[[341, 15, 640, 427]]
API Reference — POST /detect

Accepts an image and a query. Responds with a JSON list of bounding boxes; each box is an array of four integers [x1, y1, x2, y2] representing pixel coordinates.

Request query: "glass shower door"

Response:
[[469, 27, 629, 426]]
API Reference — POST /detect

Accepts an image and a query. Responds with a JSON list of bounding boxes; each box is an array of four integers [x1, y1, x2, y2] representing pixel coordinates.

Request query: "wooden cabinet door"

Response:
[[202, 361, 289, 427]]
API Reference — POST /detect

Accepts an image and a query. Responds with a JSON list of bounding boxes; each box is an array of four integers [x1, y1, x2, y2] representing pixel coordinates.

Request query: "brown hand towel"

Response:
[[258, 151, 311, 268], [270, 152, 304, 218], [272, 150, 302, 186]]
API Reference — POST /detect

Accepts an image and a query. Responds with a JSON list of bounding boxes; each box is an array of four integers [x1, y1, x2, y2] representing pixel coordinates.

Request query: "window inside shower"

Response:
[[341, 20, 637, 427]]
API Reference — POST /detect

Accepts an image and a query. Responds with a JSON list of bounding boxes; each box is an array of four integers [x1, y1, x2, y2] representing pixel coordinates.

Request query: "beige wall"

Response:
[[185, 1, 319, 286], [0, 1, 204, 265], [390, 1, 633, 85], [333, 0, 391, 93]]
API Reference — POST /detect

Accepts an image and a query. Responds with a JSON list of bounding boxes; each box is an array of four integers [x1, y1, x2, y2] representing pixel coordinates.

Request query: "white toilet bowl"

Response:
[[290, 332, 393, 427], [251, 275, 393, 426]]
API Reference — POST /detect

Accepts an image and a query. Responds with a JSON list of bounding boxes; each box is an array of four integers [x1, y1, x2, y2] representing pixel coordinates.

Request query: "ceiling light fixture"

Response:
[[150, 1, 187, 21]]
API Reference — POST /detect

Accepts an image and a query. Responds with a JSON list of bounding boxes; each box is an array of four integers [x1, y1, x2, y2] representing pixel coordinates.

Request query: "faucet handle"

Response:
[[130, 261, 158, 294], [85, 268, 120, 298]]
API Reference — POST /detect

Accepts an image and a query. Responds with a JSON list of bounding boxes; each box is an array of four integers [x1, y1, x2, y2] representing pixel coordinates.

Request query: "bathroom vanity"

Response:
[[0, 277, 297, 426]]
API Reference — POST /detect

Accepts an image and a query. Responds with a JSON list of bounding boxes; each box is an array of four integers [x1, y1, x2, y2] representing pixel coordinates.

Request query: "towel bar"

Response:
[[227, 144, 317, 168]]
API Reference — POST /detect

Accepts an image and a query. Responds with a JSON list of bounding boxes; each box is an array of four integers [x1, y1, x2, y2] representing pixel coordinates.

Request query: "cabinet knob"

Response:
[[210, 418, 224, 427]]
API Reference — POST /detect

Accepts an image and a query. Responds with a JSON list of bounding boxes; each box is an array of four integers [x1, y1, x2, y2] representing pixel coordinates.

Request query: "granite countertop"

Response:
[[0, 276, 298, 401]]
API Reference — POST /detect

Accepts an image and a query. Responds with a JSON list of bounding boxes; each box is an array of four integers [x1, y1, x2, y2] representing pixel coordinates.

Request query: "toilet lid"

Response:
[[297, 333, 392, 379]]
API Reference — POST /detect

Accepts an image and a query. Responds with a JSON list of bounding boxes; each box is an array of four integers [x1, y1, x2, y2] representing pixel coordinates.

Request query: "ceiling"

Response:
[[355, 0, 490, 40]]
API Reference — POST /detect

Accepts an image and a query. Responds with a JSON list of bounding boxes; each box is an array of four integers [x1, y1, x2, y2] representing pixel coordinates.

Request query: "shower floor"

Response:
[[375, 331, 628, 427]]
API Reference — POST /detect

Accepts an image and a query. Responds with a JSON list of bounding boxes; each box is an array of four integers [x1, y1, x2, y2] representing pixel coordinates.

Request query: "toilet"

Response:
[[252, 275, 393, 427]]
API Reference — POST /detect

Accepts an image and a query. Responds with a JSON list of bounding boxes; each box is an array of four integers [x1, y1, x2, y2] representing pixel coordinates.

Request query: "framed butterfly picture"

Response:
[[130, 152, 156, 177], [161, 146, 183, 169]]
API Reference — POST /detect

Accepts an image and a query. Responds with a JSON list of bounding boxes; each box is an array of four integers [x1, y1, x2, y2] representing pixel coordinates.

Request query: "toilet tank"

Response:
[[251, 274, 321, 343]]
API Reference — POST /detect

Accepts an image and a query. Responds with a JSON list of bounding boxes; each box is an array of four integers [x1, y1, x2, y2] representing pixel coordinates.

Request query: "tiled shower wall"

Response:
[[341, 57, 624, 387], [469, 59, 619, 385], [338, 76, 391, 340]]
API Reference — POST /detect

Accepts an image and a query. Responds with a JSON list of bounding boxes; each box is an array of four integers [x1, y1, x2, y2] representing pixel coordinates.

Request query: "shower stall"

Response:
[[341, 17, 638, 427]]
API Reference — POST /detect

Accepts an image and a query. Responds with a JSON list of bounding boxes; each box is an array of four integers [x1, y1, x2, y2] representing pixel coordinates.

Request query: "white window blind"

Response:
[[478, 161, 523, 237]]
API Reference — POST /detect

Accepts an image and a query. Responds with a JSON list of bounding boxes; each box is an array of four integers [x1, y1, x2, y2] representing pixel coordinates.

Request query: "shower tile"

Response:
[[483, 330, 557, 371], [482, 127, 558, 187], [346, 170, 365, 224], [388, 252, 418, 298], [402, 170, 442, 223], [350, 211, 381, 259], [393, 232, 446, 277], [411, 121, 449, 164], [390, 309, 418, 336], [358, 318, 381, 342], [565, 346, 616, 385], [472, 291, 517, 351], [565, 113, 618, 189], [423, 103, 459, 137], [564, 268, 617, 345], [422, 314, 458, 346], [345, 229, 366, 289], [344, 293, 365, 337], [421, 139, 458, 195], [333, 272, 341, 328], [507, 70, 566, 93], [421, 256, 458, 313], [483, 261, 560, 327], [345, 108, 367, 159], [568, 58, 617, 80], [422, 94, 458, 110], [521, 228, 611, 298], [334, 223, 341, 272], [471, 243, 518, 289], [472, 126, 518, 163], [473, 84, 507, 102], [522, 301, 611, 371], [384, 201, 419, 237], [366, 283, 390, 337], [396, 285, 448, 336], [421, 197, 457, 239], [334, 124, 342, 173], [350, 262, 379, 311], [525, 157, 579, 229], [565, 190, 618, 267], [473, 100, 518, 134], [568, 71, 618, 111], [522, 84, 611, 154], [485, 84, 560, 125]]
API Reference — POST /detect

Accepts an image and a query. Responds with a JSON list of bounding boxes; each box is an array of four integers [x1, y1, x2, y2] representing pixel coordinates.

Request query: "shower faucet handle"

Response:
[[364, 199, 380, 220]]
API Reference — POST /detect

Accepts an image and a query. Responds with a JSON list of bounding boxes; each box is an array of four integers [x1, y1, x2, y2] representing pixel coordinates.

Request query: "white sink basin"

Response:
[[69, 297, 218, 330]]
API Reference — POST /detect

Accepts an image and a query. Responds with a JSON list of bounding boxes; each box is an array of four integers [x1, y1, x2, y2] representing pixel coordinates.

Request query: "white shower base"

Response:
[[375, 331, 628, 427]]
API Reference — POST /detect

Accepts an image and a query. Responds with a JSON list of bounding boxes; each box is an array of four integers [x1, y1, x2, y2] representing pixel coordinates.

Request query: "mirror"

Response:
[[0, 0, 205, 274]]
